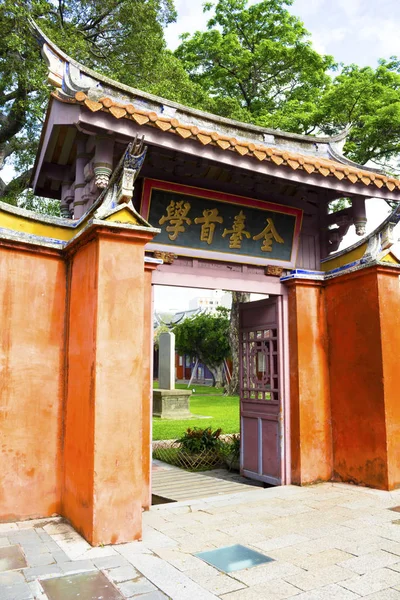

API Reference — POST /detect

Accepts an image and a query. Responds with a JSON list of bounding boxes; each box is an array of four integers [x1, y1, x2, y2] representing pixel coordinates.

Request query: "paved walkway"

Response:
[[3, 482, 400, 598]]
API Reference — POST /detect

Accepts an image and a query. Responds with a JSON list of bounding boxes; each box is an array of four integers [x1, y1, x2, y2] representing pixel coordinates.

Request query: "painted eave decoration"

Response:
[[0, 193, 159, 252], [67, 91, 400, 194], [31, 21, 400, 196]]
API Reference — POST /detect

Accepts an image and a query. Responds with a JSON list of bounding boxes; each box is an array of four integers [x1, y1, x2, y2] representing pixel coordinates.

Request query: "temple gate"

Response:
[[1, 24, 400, 545]]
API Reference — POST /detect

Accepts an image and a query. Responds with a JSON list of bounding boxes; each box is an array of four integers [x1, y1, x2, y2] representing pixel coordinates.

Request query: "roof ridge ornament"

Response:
[[94, 135, 148, 224]]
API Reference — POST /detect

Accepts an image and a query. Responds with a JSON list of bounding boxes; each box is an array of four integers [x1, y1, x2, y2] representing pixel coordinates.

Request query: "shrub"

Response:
[[177, 427, 223, 454]]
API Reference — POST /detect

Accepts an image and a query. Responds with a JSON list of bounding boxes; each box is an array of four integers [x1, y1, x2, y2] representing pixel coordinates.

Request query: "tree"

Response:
[[175, 0, 400, 175], [226, 291, 249, 395], [0, 0, 212, 205], [175, 0, 334, 127], [315, 61, 400, 172], [173, 307, 230, 388]]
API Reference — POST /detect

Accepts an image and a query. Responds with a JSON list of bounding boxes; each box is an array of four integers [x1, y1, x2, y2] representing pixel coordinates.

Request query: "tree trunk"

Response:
[[226, 291, 250, 395], [209, 363, 225, 388]]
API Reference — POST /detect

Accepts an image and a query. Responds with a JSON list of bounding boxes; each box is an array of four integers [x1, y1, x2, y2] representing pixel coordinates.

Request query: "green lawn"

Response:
[[152, 384, 239, 440]]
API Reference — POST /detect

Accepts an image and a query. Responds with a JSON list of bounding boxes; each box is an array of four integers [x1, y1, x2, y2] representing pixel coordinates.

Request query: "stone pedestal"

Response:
[[153, 389, 193, 419]]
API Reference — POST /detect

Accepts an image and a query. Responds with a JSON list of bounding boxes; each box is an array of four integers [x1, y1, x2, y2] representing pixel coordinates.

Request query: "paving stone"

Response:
[[193, 573, 246, 595], [107, 565, 139, 583], [59, 559, 97, 574], [24, 553, 56, 567], [153, 549, 206, 572], [231, 561, 303, 586], [117, 577, 157, 597], [43, 542, 62, 553], [363, 590, 400, 599], [51, 551, 71, 564], [0, 581, 34, 600], [93, 555, 130, 570], [0, 537, 11, 547], [338, 549, 400, 575], [138, 592, 170, 600], [0, 570, 26, 585], [43, 522, 75, 536], [0, 544, 28, 571], [297, 549, 355, 571], [23, 564, 63, 582], [220, 578, 302, 599], [8, 531, 41, 544], [284, 565, 355, 592], [0, 523, 18, 534], [28, 580, 47, 600], [78, 546, 118, 560], [42, 570, 123, 600], [23, 543, 53, 556], [254, 533, 310, 552], [340, 567, 400, 596], [126, 553, 219, 600], [287, 583, 361, 599]]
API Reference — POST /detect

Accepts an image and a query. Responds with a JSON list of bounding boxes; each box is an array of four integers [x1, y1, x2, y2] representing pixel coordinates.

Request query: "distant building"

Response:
[[189, 290, 231, 312]]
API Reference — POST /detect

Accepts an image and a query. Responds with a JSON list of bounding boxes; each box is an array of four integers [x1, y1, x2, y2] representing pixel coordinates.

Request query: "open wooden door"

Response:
[[239, 297, 282, 485]]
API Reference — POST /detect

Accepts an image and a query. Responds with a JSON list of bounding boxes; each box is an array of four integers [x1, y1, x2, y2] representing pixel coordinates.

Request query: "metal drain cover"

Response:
[[195, 544, 273, 573]]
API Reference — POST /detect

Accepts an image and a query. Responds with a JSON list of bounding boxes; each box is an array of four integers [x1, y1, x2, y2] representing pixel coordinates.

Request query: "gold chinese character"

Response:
[[159, 200, 192, 241], [253, 218, 284, 252], [194, 208, 223, 245], [222, 210, 251, 249]]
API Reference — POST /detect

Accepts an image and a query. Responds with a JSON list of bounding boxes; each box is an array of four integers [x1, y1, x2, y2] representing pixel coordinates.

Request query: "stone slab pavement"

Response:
[[3, 483, 400, 599]]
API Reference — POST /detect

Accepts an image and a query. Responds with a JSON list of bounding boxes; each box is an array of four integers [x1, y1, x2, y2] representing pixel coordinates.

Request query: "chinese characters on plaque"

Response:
[[157, 200, 285, 253], [142, 182, 302, 265]]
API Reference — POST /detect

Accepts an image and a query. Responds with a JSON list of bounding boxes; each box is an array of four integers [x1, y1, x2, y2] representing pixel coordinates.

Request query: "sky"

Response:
[[156, 0, 399, 311], [165, 0, 400, 67]]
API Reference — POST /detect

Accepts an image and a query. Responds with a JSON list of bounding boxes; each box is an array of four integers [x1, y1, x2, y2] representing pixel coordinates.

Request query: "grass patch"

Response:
[[152, 389, 239, 441]]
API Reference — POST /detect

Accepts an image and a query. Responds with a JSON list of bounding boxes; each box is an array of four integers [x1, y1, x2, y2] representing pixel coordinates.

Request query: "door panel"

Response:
[[240, 297, 282, 485], [241, 418, 259, 473]]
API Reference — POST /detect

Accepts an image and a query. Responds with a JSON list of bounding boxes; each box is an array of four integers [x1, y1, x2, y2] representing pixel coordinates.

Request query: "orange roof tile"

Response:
[[64, 92, 400, 193]]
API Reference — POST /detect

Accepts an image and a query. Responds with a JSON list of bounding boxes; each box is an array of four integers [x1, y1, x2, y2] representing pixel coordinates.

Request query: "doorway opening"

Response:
[[150, 278, 289, 505]]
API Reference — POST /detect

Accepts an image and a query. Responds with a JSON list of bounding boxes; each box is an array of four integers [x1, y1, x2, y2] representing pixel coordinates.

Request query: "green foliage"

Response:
[[175, 0, 334, 127], [315, 61, 400, 169], [177, 426, 223, 454], [172, 307, 230, 371], [3, 0, 400, 216], [18, 190, 61, 216], [152, 391, 239, 440], [0, 0, 210, 209]]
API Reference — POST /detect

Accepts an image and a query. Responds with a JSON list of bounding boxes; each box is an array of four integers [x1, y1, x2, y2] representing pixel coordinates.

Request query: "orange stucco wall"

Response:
[[91, 235, 146, 545], [0, 247, 65, 520], [0, 225, 152, 544], [63, 241, 97, 540], [63, 233, 148, 545], [378, 269, 400, 489], [287, 280, 332, 485], [142, 267, 154, 510], [326, 268, 389, 489]]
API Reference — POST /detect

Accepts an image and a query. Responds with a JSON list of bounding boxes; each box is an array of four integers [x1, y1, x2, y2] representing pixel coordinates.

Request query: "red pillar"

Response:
[[286, 279, 332, 485], [63, 225, 154, 545]]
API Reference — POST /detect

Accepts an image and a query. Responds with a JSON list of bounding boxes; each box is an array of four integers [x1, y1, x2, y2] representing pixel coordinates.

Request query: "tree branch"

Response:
[[0, 168, 32, 199]]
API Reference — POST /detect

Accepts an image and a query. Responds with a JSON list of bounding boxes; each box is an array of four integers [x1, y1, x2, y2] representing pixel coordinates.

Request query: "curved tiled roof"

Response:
[[67, 91, 400, 193]]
